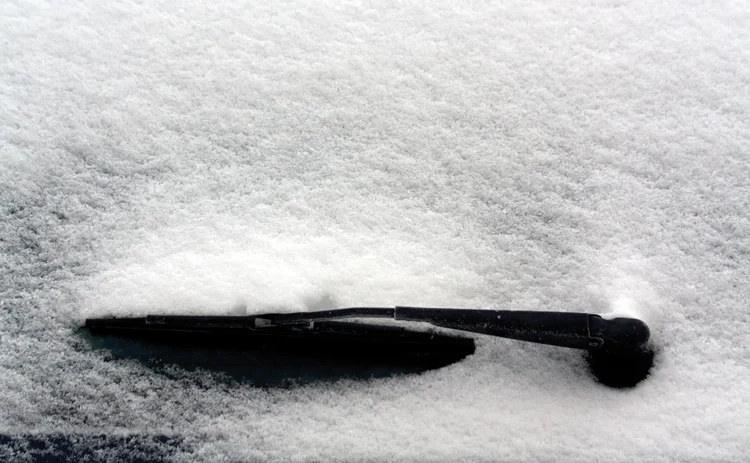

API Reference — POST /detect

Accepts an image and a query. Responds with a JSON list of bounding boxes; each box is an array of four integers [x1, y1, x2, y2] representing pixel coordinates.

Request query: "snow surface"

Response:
[[1, 0, 749, 460]]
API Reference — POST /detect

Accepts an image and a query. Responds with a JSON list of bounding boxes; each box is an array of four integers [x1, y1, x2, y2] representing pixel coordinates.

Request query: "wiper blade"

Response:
[[129, 306, 648, 352], [85, 307, 653, 387]]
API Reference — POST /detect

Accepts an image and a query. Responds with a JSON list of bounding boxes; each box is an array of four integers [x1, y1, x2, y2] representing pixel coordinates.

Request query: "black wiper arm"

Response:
[[254, 307, 396, 326], [395, 307, 650, 352], [212, 306, 649, 353]]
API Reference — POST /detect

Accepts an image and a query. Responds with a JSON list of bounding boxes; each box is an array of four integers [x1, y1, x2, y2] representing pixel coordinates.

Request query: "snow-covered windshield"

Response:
[[2, 1, 747, 461]]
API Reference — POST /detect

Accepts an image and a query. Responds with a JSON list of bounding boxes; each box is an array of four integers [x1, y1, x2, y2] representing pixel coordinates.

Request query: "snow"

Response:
[[1, 0, 749, 460]]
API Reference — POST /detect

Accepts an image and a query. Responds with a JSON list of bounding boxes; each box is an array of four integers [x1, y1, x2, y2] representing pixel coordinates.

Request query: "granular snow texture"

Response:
[[1, 0, 748, 461]]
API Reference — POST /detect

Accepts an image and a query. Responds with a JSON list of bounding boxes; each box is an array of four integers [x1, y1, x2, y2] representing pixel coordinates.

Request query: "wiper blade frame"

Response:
[[107, 306, 649, 353]]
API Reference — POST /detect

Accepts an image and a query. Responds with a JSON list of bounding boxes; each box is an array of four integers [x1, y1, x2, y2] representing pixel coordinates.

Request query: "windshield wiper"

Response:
[[85, 306, 654, 387]]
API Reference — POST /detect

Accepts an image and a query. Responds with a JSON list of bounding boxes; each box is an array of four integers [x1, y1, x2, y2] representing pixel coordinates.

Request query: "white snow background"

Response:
[[1, 0, 749, 461]]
